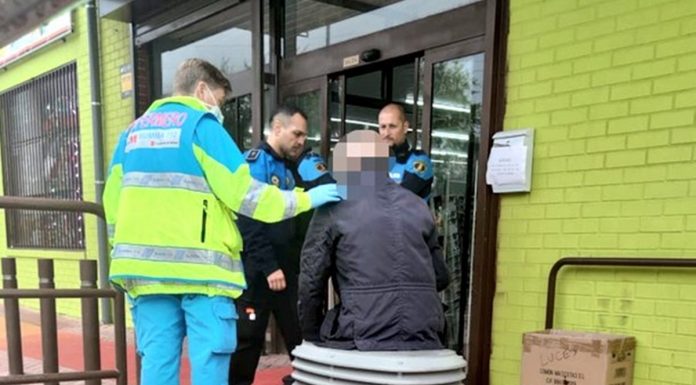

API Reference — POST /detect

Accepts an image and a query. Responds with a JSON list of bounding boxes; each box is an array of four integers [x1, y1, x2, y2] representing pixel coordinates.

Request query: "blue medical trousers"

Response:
[[131, 294, 238, 385]]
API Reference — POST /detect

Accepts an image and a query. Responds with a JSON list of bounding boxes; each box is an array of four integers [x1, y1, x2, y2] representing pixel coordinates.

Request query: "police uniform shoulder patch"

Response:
[[407, 152, 433, 180], [245, 149, 260, 162], [298, 152, 330, 182]]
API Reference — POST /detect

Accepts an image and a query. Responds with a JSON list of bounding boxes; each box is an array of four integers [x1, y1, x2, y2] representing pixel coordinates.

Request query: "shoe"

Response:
[[281, 374, 294, 385]]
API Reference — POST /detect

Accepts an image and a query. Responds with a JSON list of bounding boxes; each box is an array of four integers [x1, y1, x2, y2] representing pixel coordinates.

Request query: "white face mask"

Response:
[[202, 84, 225, 125]]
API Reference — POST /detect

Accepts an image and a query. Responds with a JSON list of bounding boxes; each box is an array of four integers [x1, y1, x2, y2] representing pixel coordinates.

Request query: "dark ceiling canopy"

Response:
[[0, 0, 78, 46]]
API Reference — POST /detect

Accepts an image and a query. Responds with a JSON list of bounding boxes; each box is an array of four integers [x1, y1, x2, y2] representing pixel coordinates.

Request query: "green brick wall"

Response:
[[0, 5, 133, 317], [492, 1, 696, 384]]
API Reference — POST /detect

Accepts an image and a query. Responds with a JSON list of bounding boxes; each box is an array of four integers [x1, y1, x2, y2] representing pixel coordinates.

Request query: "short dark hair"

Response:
[[271, 104, 308, 124], [173, 58, 232, 98]]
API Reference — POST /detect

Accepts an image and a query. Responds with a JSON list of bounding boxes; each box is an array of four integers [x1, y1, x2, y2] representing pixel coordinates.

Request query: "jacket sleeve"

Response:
[[401, 154, 434, 200], [298, 207, 336, 342], [401, 172, 433, 200], [102, 129, 128, 245], [237, 215, 279, 278], [427, 225, 450, 292], [192, 118, 312, 223]]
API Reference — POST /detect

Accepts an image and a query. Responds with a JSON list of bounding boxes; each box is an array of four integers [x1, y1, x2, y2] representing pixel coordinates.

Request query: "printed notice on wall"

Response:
[[485, 128, 534, 193], [486, 144, 527, 185]]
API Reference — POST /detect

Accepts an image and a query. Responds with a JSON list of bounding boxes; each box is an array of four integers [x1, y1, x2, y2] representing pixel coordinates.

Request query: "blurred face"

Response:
[[378, 106, 409, 147], [334, 139, 389, 173], [333, 131, 389, 199], [273, 113, 308, 160]]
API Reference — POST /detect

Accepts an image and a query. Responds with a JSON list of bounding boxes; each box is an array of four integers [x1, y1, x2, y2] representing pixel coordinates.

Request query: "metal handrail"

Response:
[[0, 196, 104, 218], [0, 197, 127, 385], [0, 288, 119, 299], [0, 196, 111, 323], [0, 370, 120, 385], [545, 257, 696, 329], [1, 258, 128, 385]]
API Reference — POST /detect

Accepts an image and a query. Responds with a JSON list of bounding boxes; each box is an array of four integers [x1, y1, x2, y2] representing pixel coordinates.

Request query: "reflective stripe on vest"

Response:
[[112, 244, 243, 274], [122, 171, 211, 193], [121, 278, 242, 291], [238, 178, 298, 218]]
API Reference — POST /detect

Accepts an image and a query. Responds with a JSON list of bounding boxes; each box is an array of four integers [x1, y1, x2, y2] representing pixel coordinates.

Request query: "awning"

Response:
[[0, 0, 78, 46]]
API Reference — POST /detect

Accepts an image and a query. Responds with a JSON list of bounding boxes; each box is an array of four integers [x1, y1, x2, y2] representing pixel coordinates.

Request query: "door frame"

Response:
[[277, 2, 509, 384], [466, 2, 508, 385], [279, 1, 487, 86], [421, 34, 486, 357]]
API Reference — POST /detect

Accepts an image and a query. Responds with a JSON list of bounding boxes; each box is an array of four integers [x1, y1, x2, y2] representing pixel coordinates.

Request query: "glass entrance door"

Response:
[[327, 56, 424, 156], [278, 38, 485, 357], [423, 38, 485, 356], [325, 41, 485, 356]]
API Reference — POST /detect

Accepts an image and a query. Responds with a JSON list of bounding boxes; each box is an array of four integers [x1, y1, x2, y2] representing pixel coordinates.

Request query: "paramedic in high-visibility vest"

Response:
[[378, 103, 434, 200], [103, 58, 341, 385]]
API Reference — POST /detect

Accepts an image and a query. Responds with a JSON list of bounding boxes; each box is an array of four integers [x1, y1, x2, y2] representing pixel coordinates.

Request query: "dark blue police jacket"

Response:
[[388, 141, 434, 200], [238, 142, 332, 298]]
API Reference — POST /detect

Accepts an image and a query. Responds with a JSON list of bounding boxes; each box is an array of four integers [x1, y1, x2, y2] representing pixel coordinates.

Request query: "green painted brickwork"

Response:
[[0, 5, 133, 318], [493, 1, 696, 384], [100, 16, 134, 159], [99, 9, 136, 328]]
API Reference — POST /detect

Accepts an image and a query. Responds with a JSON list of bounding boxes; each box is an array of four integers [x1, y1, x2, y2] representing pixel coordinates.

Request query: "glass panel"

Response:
[[430, 53, 484, 355], [345, 104, 379, 133], [157, 4, 270, 96], [284, 0, 480, 57], [390, 60, 421, 148], [346, 71, 381, 99], [331, 59, 423, 153], [285, 90, 322, 153], [328, 78, 344, 157], [222, 94, 252, 151]]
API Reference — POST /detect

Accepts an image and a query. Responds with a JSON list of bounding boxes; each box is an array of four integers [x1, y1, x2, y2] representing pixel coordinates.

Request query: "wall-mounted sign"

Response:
[[485, 128, 534, 193], [120, 64, 134, 98], [342, 54, 360, 68], [0, 10, 73, 68]]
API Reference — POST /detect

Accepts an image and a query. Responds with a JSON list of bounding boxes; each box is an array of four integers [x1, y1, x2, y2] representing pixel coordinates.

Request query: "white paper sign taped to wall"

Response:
[[485, 128, 534, 193]]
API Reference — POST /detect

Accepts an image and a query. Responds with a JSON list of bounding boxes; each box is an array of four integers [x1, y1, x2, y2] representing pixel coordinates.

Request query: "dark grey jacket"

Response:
[[298, 177, 449, 351]]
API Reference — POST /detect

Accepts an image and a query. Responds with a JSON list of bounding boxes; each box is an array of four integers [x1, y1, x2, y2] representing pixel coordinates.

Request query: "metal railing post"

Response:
[[113, 292, 128, 385], [38, 259, 59, 385], [0, 197, 131, 385], [80, 260, 101, 385], [2, 258, 23, 375]]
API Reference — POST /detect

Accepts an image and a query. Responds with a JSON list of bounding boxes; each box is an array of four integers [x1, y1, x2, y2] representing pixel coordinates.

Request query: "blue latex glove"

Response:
[[307, 183, 342, 208]]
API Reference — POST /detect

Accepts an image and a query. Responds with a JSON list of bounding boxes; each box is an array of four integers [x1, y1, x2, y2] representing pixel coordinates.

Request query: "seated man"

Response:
[[298, 130, 449, 351]]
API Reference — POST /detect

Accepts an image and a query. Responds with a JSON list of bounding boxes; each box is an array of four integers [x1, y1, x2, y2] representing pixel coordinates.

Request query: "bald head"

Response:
[[378, 103, 409, 147]]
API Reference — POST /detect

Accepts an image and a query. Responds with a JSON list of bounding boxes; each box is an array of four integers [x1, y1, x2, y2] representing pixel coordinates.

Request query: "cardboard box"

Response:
[[521, 330, 635, 385]]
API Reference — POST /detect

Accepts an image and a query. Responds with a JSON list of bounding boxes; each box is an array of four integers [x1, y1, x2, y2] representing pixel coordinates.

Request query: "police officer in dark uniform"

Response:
[[229, 105, 333, 385], [378, 103, 434, 199]]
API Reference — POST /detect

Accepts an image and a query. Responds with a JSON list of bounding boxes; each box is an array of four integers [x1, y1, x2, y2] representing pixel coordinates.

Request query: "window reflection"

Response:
[[285, 90, 322, 154], [222, 94, 252, 151], [430, 53, 484, 354], [285, 0, 479, 57], [155, 3, 270, 97]]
